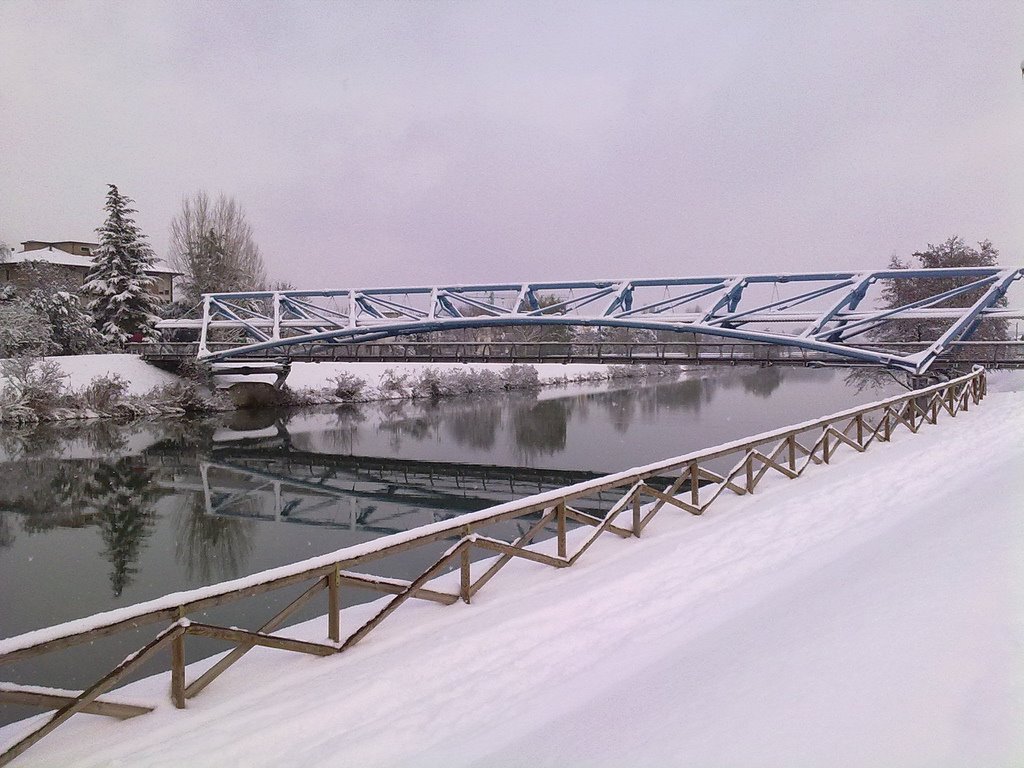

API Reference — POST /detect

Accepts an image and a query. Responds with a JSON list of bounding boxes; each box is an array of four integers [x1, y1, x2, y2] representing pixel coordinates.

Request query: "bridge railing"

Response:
[[0, 367, 989, 766], [129, 339, 1024, 367]]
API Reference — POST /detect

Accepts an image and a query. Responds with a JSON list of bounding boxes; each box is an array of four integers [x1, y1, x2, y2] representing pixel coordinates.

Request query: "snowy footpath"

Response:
[[3, 375, 1023, 767]]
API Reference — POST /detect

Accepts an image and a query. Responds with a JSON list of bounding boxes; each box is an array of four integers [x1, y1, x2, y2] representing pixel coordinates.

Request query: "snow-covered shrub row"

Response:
[[302, 365, 544, 404], [606, 364, 683, 380], [378, 365, 541, 401], [0, 358, 230, 423]]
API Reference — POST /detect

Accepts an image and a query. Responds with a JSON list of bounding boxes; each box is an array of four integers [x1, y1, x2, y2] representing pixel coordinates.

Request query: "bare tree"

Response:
[[169, 191, 267, 304]]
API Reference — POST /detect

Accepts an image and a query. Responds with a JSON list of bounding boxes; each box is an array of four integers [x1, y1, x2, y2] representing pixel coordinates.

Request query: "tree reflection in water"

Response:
[[444, 399, 502, 450], [378, 400, 439, 452], [512, 398, 573, 460], [739, 366, 784, 398], [84, 459, 168, 597], [174, 492, 256, 583], [0, 515, 13, 548], [0, 460, 99, 533], [323, 406, 366, 454]]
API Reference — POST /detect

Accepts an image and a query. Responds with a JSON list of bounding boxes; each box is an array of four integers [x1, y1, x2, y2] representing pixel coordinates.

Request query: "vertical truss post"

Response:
[[197, 295, 212, 357], [272, 292, 281, 341]]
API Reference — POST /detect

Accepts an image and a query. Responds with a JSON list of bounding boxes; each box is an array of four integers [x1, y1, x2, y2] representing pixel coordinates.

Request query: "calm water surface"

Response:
[[0, 368, 894, 723]]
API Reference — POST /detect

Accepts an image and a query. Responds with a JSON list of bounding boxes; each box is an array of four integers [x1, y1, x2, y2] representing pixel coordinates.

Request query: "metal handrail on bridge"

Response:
[[0, 367, 989, 766], [131, 339, 1024, 368]]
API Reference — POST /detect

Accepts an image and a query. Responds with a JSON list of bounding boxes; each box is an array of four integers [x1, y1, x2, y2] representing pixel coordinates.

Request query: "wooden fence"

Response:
[[0, 366, 989, 766]]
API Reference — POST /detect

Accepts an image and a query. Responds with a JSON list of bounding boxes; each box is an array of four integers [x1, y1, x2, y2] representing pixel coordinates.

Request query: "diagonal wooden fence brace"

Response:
[[0, 623, 186, 768], [0, 685, 153, 721]]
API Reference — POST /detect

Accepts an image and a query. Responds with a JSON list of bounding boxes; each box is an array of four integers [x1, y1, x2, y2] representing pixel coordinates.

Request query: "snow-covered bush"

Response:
[[499, 364, 541, 391], [80, 374, 131, 412], [331, 372, 367, 401], [465, 369, 502, 394], [410, 367, 445, 398], [279, 386, 319, 407], [410, 368, 507, 399], [149, 381, 216, 413], [378, 370, 410, 399], [0, 357, 69, 421]]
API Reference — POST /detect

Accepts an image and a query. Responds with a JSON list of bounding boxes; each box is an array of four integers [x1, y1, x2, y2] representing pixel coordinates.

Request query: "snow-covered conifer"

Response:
[[82, 184, 161, 344]]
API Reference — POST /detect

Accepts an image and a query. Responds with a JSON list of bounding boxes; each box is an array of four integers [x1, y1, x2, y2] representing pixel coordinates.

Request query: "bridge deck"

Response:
[[130, 340, 1024, 369]]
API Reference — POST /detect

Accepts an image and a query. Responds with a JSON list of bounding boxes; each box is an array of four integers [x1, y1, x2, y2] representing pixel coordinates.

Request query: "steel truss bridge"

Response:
[[152, 267, 1024, 374]]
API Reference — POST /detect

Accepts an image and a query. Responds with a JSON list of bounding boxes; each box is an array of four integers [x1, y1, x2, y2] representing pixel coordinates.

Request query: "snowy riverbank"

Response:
[[0, 353, 687, 423], [2, 372, 1022, 767], [31, 355, 633, 394]]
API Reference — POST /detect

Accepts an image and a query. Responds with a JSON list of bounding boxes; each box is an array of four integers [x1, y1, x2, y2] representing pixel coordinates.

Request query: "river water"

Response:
[[0, 367, 894, 723]]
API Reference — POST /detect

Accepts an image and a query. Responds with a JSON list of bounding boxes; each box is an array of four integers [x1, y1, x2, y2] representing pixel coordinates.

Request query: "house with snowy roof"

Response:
[[1, 240, 179, 302]]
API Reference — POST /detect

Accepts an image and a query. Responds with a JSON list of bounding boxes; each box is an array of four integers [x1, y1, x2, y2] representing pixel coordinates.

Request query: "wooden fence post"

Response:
[[556, 501, 567, 559], [460, 528, 472, 604], [328, 567, 341, 643], [689, 462, 700, 507], [171, 618, 185, 710]]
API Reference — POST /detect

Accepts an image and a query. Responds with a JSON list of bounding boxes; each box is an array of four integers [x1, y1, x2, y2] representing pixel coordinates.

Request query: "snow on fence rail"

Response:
[[0, 366, 990, 767]]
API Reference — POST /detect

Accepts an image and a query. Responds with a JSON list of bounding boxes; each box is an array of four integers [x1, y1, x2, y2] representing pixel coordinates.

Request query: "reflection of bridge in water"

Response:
[[154, 447, 678, 532]]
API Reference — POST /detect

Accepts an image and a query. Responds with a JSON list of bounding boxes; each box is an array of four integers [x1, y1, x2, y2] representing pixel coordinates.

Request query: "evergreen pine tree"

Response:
[[82, 184, 161, 344]]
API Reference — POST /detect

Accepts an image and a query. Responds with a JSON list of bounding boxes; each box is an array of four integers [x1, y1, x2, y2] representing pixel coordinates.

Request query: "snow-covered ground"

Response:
[[3, 373, 1022, 767], [32, 354, 181, 395], [26, 354, 647, 399]]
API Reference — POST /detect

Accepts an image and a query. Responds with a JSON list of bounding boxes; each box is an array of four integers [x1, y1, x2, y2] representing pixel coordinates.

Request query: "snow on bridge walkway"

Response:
[[3, 376, 1023, 768]]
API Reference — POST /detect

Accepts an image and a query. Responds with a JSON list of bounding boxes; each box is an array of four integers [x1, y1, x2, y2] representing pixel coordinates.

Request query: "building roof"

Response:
[[5, 247, 94, 268], [3, 247, 181, 275]]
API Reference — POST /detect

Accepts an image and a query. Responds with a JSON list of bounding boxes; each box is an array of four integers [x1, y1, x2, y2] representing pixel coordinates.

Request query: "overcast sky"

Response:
[[1, 0, 1022, 288]]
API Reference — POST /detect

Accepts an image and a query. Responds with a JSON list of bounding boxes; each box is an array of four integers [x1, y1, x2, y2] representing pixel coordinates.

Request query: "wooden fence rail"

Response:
[[0, 367, 989, 766]]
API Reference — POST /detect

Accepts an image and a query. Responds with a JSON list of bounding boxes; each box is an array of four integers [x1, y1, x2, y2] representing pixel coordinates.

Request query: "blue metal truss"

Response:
[[156, 267, 1024, 374]]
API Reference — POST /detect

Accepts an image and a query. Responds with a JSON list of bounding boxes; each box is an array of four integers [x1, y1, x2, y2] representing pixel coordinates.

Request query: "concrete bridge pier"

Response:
[[207, 360, 292, 408]]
